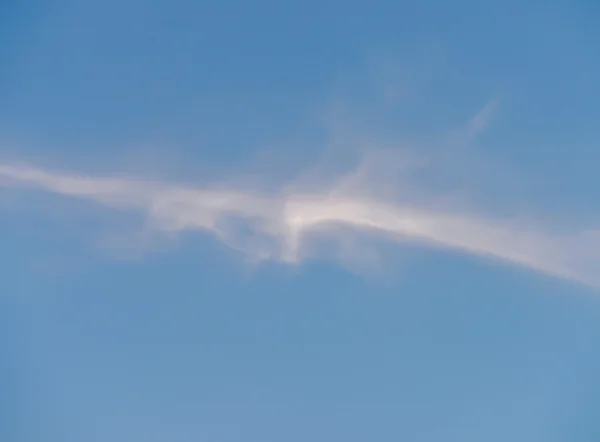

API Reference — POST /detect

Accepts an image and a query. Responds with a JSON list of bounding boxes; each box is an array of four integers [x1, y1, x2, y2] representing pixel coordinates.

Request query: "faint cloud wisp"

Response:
[[1, 139, 599, 288]]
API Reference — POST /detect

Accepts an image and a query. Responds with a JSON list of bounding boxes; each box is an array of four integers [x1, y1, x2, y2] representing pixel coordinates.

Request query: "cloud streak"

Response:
[[1, 156, 599, 288]]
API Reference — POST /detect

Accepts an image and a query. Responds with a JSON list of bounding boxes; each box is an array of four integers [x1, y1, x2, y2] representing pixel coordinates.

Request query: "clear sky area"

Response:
[[2, 1, 600, 440]]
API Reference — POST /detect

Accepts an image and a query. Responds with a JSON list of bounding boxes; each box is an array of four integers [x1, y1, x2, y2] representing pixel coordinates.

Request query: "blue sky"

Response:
[[2, 0, 600, 440]]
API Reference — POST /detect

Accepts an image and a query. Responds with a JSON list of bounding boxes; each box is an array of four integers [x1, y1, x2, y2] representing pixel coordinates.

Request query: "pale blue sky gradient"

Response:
[[2, 1, 600, 441]]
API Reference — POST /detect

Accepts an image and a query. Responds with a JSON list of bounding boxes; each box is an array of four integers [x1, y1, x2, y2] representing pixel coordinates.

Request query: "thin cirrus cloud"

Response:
[[0, 145, 599, 288], [0, 92, 597, 287]]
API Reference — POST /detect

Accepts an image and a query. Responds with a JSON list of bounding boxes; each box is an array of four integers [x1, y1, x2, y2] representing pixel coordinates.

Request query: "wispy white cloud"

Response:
[[466, 98, 500, 139], [0, 70, 595, 287], [1, 151, 599, 287]]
